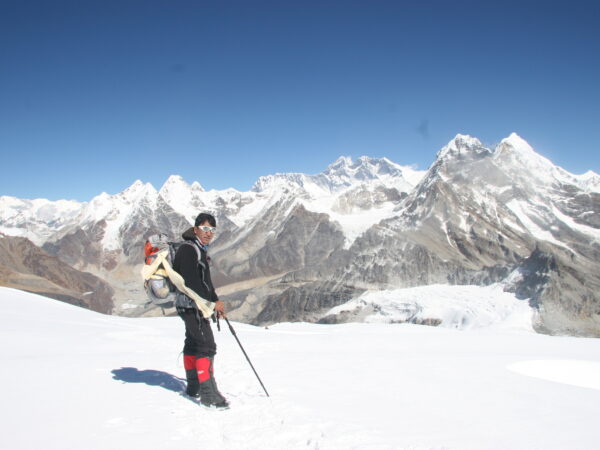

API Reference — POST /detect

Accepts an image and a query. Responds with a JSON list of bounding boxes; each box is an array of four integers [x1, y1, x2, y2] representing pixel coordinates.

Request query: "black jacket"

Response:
[[173, 229, 219, 304]]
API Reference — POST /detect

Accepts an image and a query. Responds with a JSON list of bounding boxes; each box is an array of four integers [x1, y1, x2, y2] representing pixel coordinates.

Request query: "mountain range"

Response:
[[1, 133, 599, 336]]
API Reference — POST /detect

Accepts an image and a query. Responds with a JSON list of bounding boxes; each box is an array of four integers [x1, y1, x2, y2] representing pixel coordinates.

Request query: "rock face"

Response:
[[1, 134, 599, 335], [0, 235, 114, 313]]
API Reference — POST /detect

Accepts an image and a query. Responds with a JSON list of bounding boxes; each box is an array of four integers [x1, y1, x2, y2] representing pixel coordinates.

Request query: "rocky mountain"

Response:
[[302, 134, 600, 336], [1, 134, 599, 335], [0, 234, 114, 313]]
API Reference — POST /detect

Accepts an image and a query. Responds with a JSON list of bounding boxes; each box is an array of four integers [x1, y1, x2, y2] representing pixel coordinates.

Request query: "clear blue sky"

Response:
[[1, 0, 599, 201]]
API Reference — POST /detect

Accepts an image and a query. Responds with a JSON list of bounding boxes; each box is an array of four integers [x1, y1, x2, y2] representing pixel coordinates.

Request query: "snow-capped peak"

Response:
[[251, 172, 312, 194], [576, 170, 600, 193], [324, 155, 392, 176], [155, 175, 209, 222], [492, 133, 565, 185], [501, 132, 534, 152], [322, 155, 420, 187], [495, 133, 547, 161], [495, 133, 555, 168], [251, 156, 424, 196], [436, 134, 490, 161], [581, 170, 599, 179], [121, 180, 158, 202], [0, 196, 85, 246], [493, 134, 599, 192], [159, 175, 204, 195], [124, 179, 144, 192], [84, 181, 157, 219], [161, 175, 188, 190], [327, 156, 353, 171]]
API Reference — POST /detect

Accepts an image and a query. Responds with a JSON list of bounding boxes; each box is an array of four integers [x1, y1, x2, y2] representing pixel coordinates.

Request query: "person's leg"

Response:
[[183, 354, 199, 397], [178, 308, 205, 397], [193, 317, 227, 407], [178, 309, 227, 406]]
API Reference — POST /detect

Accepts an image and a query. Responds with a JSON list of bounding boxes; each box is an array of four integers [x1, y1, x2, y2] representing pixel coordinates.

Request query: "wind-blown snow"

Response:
[[2, 287, 600, 450]]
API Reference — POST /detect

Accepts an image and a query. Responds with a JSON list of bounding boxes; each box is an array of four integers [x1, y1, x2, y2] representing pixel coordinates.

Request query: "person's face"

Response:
[[194, 221, 216, 245]]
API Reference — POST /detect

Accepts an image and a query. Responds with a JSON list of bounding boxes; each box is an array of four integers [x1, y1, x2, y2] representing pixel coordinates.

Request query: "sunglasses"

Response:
[[196, 226, 217, 233]]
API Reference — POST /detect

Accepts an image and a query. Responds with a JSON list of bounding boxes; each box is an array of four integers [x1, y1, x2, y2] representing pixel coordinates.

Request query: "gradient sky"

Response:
[[1, 0, 599, 201]]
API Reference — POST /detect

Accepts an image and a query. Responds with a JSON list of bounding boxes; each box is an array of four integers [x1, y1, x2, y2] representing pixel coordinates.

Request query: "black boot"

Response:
[[197, 357, 229, 408]]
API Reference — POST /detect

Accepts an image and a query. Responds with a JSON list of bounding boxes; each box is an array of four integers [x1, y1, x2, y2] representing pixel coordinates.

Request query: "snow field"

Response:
[[1, 287, 600, 449]]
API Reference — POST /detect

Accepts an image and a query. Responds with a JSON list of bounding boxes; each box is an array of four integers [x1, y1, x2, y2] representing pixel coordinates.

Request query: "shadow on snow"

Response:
[[111, 367, 195, 402]]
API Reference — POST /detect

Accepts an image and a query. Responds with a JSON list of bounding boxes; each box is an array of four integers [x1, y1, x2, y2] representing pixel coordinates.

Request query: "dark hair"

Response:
[[194, 212, 216, 227]]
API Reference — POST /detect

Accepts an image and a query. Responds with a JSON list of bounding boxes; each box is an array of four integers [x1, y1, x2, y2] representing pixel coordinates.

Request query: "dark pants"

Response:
[[177, 308, 216, 358]]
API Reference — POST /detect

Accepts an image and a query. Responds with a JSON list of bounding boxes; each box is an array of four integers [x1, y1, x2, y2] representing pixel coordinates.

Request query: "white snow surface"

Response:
[[507, 360, 600, 391], [2, 287, 600, 450]]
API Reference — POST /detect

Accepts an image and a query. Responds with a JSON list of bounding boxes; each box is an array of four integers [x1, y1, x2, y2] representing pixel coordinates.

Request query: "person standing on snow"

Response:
[[172, 212, 228, 408]]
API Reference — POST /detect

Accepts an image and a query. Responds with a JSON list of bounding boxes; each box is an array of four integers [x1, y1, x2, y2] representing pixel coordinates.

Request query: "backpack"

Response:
[[142, 233, 200, 310]]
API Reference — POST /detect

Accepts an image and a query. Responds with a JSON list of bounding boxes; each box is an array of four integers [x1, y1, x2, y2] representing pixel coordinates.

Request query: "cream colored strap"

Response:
[[141, 250, 215, 318]]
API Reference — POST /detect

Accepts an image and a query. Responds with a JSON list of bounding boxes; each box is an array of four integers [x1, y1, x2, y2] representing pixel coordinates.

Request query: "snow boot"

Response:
[[196, 357, 229, 408], [184, 354, 200, 397]]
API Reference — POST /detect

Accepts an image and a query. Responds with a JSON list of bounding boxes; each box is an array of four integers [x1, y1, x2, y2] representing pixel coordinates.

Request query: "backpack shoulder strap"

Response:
[[178, 240, 203, 266]]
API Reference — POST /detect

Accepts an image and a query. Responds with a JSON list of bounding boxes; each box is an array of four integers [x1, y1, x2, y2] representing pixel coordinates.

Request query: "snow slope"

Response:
[[1, 287, 600, 450]]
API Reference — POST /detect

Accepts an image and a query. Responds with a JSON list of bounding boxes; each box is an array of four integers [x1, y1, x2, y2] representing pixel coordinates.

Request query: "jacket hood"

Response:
[[182, 227, 196, 241]]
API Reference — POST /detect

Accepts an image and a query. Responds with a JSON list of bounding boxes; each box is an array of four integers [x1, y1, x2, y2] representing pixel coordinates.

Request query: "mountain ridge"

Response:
[[1, 133, 599, 335]]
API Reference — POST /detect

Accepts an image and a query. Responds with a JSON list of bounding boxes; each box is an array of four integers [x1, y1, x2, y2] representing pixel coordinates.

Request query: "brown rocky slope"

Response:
[[0, 234, 114, 313]]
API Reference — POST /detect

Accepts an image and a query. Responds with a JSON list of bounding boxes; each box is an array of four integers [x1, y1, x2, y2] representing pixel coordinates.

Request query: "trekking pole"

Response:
[[224, 317, 270, 397]]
